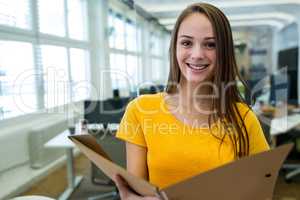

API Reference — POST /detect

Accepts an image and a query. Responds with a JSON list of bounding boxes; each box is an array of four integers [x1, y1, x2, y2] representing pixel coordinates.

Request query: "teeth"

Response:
[[187, 63, 209, 70]]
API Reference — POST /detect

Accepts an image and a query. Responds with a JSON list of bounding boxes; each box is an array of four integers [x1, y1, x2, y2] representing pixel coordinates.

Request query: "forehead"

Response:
[[177, 13, 214, 38]]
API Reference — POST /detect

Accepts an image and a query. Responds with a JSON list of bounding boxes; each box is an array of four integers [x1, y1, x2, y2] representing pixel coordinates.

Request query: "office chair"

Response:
[[84, 98, 129, 200], [87, 128, 126, 200], [276, 129, 300, 182], [258, 113, 273, 146], [258, 113, 300, 183]]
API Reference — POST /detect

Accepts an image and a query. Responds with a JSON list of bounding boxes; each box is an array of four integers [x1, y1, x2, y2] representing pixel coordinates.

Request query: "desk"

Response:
[[45, 130, 83, 200], [269, 113, 300, 181], [270, 113, 300, 136], [269, 113, 300, 147]]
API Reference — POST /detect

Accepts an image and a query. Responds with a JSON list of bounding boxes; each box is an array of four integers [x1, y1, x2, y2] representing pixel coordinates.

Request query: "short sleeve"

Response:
[[116, 99, 147, 147], [244, 109, 270, 154]]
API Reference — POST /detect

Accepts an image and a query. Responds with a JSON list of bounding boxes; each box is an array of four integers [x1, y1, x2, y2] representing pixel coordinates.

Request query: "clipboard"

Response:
[[69, 134, 293, 200]]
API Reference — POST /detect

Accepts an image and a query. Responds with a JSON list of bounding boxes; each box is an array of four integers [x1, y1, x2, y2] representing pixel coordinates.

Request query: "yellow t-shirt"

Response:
[[116, 92, 269, 189]]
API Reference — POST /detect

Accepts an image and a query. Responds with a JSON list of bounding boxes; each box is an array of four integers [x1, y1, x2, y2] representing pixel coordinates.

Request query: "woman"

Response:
[[114, 2, 269, 200]]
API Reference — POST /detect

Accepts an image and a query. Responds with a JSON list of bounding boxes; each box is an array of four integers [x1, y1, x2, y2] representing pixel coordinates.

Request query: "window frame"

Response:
[[149, 31, 165, 82], [108, 8, 142, 91], [0, 0, 90, 120]]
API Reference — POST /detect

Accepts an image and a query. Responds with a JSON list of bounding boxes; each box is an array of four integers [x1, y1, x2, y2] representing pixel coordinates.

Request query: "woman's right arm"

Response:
[[114, 142, 160, 200], [126, 142, 148, 179]]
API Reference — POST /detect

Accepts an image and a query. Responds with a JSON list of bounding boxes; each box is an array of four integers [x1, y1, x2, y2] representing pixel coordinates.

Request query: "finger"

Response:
[[114, 175, 159, 200], [114, 174, 131, 199], [157, 191, 169, 200], [144, 197, 161, 200], [114, 174, 129, 188]]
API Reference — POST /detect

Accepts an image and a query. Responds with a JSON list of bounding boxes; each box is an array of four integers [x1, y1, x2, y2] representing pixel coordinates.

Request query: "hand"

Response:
[[114, 174, 161, 200]]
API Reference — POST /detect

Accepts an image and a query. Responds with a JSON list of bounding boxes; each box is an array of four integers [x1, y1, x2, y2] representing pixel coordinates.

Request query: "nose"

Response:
[[191, 43, 205, 59]]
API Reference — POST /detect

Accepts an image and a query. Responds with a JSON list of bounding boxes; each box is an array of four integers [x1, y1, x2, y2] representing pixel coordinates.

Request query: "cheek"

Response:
[[209, 51, 216, 63], [176, 49, 186, 74], [176, 50, 184, 66], [209, 53, 217, 73], [176, 48, 188, 63]]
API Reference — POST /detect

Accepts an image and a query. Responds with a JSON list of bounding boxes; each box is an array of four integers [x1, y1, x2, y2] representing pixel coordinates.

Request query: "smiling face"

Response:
[[176, 13, 216, 86]]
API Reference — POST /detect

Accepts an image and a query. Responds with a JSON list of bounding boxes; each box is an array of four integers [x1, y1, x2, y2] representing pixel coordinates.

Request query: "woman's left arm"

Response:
[[245, 110, 270, 154]]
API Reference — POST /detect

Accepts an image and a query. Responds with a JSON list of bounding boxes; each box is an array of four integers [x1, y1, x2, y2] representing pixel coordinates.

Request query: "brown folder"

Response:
[[69, 134, 293, 200]]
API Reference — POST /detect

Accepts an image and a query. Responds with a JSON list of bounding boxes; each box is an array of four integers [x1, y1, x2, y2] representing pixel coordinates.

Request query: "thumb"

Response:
[[144, 197, 161, 200], [114, 174, 130, 199]]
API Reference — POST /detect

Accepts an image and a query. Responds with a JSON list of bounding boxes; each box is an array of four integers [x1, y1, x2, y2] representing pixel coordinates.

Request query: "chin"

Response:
[[186, 78, 210, 85], [184, 72, 214, 85]]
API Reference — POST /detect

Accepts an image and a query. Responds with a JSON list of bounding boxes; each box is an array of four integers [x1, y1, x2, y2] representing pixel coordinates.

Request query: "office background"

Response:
[[0, 0, 300, 199]]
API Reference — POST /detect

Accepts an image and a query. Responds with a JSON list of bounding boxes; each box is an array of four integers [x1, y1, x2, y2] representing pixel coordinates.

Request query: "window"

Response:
[[151, 58, 163, 81], [127, 55, 139, 86], [0, 41, 36, 119], [108, 12, 125, 50], [150, 33, 162, 56], [110, 53, 126, 89], [67, 0, 88, 40], [115, 15, 125, 50], [126, 20, 137, 52], [110, 53, 126, 71], [0, 0, 31, 29], [41, 45, 69, 108], [136, 26, 142, 52], [0, 0, 90, 120], [38, 0, 66, 36], [108, 11, 115, 48], [70, 48, 89, 101], [150, 33, 165, 82], [108, 9, 142, 90]]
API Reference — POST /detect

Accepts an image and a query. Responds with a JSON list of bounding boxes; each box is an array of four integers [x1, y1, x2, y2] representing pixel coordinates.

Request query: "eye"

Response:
[[204, 41, 216, 50], [180, 40, 192, 47]]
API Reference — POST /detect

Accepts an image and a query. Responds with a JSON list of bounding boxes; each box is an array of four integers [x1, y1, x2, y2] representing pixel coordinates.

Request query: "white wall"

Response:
[[276, 22, 298, 51], [0, 102, 83, 173]]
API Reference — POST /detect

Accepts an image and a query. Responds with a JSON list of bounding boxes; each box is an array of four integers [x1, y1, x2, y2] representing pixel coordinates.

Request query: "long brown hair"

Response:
[[165, 3, 250, 158]]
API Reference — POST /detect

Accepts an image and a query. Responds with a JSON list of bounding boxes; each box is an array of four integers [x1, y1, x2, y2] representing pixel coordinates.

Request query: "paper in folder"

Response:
[[69, 134, 293, 200]]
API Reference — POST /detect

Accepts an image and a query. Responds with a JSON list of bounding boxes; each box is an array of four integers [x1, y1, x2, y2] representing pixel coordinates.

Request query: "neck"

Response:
[[177, 79, 213, 114]]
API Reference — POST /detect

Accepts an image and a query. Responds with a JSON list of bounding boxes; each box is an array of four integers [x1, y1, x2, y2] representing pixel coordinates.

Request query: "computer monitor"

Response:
[[278, 47, 298, 105], [269, 73, 289, 106], [84, 97, 131, 125]]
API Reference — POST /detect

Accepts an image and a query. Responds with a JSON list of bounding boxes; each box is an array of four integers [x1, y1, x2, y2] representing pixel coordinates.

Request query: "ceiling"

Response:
[[133, 0, 300, 32]]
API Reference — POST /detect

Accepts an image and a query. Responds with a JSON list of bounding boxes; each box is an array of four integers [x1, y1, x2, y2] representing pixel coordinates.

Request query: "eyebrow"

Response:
[[179, 35, 215, 40]]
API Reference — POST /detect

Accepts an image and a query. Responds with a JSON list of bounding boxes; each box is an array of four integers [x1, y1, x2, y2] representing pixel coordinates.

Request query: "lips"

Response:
[[186, 63, 209, 71]]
